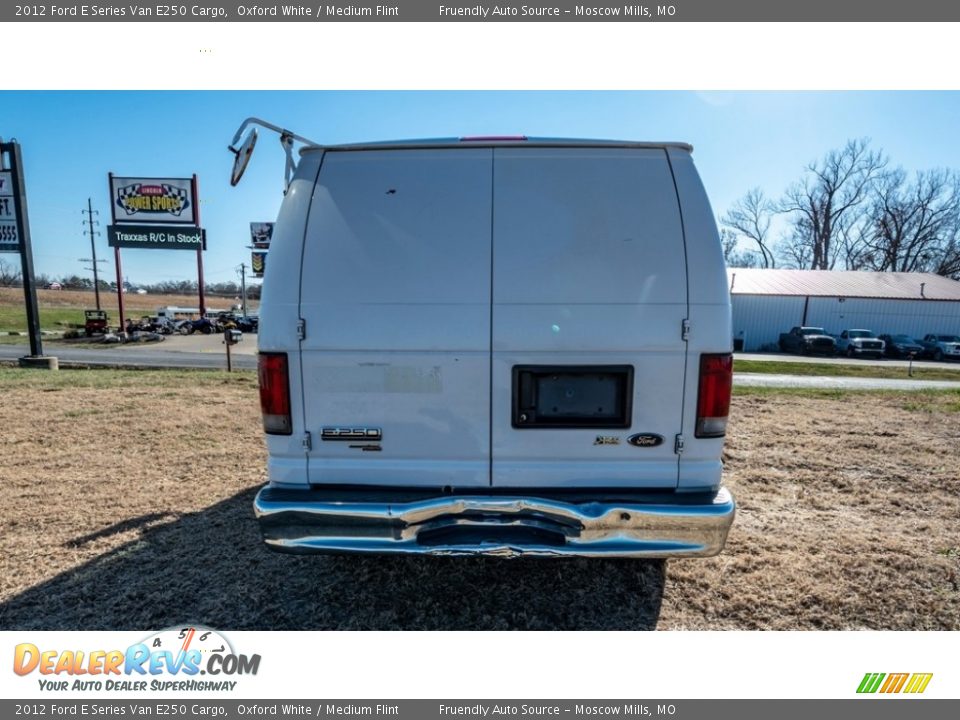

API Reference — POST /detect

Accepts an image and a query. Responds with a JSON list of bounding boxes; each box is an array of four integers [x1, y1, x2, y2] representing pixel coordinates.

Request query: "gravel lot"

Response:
[[0, 368, 957, 630]]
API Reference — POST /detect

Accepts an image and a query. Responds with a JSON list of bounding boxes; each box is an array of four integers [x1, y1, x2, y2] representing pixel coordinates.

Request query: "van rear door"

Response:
[[299, 148, 493, 488], [491, 147, 688, 488]]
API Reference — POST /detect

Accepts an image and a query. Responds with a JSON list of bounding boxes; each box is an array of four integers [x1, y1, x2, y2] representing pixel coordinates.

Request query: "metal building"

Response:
[[727, 269, 960, 351]]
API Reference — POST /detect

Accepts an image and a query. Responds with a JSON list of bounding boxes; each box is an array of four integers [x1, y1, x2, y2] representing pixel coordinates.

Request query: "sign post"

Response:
[[107, 172, 126, 332], [1, 139, 56, 369], [193, 174, 205, 317]]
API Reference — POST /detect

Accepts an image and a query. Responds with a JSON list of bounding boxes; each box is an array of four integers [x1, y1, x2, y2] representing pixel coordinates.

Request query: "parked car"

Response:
[[835, 329, 885, 359], [235, 315, 259, 333], [778, 326, 836, 355], [878, 334, 924, 359], [233, 123, 735, 558], [919, 334, 960, 362]]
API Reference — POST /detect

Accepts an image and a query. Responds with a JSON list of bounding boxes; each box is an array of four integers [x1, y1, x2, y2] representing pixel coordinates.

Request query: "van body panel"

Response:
[[257, 160, 320, 485], [490, 148, 687, 488], [298, 149, 493, 488], [666, 148, 733, 491], [666, 148, 729, 307]]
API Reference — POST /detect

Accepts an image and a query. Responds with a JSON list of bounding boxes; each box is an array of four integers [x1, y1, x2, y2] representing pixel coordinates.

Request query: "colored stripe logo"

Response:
[[857, 672, 933, 694]]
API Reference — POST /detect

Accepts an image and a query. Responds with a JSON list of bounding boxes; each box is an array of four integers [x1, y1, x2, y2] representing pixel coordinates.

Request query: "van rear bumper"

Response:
[[253, 485, 735, 558]]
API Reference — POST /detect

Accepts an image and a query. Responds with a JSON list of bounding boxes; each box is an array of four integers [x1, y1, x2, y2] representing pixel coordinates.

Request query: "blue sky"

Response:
[[2, 91, 959, 283]]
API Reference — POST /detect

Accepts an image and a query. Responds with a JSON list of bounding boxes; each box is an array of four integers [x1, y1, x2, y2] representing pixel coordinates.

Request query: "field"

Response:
[[0, 366, 957, 630], [0, 287, 256, 332]]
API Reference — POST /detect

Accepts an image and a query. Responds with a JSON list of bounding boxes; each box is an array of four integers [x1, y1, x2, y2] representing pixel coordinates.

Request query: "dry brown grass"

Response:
[[0, 287, 255, 314], [0, 368, 957, 630]]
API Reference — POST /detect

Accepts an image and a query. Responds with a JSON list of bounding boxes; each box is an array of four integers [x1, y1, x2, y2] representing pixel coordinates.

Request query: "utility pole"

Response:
[[81, 198, 102, 309], [238, 262, 248, 317]]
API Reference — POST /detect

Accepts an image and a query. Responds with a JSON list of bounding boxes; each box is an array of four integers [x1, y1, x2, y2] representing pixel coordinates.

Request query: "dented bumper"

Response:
[[253, 485, 735, 558]]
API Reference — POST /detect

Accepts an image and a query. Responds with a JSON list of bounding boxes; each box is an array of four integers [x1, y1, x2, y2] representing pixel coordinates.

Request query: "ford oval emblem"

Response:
[[627, 433, 664, 448]]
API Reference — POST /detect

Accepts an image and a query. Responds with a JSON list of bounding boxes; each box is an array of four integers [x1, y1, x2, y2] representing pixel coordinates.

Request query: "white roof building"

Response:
[[726, 269, 960, 351]]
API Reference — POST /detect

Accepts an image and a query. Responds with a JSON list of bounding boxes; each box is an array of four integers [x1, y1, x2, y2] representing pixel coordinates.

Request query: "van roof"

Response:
[[300, 137, 693, 154]]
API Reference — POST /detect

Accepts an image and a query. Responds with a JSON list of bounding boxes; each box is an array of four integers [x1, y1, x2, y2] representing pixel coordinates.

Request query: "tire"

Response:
[[934, 349, 944, 362], [846, 346, 855, 358]]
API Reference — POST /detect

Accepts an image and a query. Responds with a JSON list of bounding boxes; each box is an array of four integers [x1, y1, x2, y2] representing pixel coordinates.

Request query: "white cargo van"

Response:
[[231, 120, 735, 558]]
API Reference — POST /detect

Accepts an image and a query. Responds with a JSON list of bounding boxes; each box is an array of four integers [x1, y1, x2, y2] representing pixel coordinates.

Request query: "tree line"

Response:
[[721, 138, 960, 279]]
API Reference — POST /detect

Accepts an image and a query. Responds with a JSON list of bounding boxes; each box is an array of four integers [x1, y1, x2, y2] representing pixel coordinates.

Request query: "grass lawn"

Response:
[[0, 306, 86, 332], [735, 357, 960, 382], [1, 366, 957, 630]]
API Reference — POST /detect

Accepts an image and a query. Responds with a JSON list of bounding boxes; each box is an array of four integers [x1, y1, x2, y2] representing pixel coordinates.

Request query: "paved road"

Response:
[[0, 342, 256, 370], [735, 372, 960, 390], [4, 343, 960, 390]]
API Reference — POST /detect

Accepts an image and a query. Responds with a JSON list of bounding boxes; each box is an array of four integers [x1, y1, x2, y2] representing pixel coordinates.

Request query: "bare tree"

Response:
[[860, 168, 960, 278], [0, 257, 21, 287], [721, 188, 776, 268], [778, 139, 887, 269], [720, 228, 757, 268], [776, 216, 815, 269]]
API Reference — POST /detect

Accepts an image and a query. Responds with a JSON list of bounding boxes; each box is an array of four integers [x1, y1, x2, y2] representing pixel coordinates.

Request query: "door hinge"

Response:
[[681, 319, 691, 341], [301, 431, 312, 452], [674, 434, 685, 455], [297, 318, 306, 341]]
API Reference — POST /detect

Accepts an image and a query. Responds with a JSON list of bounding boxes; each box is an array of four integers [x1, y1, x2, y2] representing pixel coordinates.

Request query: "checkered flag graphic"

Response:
[[115, 183, 190, 216], [161, 184, 188, 216], [116, 184, 142, 215]]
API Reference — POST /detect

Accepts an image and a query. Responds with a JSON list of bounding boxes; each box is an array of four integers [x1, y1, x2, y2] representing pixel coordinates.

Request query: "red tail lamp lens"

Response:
[[696, 353, 733, 438], [258, 352, 292, 435]]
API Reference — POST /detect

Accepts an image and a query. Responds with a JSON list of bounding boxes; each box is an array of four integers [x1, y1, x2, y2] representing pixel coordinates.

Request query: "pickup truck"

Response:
[[835, 329, 885, 358], [778, 326, 836, 356], [919, 334, 960, 362]]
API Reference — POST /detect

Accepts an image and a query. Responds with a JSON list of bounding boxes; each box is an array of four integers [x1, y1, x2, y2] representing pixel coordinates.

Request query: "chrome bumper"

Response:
[[253, 485, 735, 558]]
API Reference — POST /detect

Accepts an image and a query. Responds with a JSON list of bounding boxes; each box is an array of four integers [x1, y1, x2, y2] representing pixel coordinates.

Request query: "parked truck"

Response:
[[230, 118, 736, 558], [919, 334, 960, 362], [778, 326, 836, 356], [835, 329, 885, 359]]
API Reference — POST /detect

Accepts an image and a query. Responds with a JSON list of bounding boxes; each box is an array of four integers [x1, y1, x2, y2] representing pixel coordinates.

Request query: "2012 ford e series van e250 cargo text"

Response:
[[229, 118, 735, 558]]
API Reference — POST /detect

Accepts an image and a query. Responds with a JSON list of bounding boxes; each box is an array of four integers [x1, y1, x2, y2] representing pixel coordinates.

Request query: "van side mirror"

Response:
[[229, 128, 258, 186]]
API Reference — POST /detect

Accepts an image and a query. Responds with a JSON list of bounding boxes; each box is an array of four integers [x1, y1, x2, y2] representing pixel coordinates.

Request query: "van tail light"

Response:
[[696, 353, 733, 438], [258, 352, 292, 435]]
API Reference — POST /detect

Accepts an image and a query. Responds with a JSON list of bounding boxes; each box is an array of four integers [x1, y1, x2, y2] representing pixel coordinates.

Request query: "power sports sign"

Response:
[[110, 176, 196, 224], [107, 224, 206, 250]]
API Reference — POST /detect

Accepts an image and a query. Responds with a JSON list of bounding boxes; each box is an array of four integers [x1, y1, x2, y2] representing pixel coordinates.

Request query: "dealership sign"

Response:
[[108, 224, 206, 251], [250, 222, 273, 248], [251, 250, 267, 277], [0, 171, 19, 251], [110, 176, 196, 224]]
